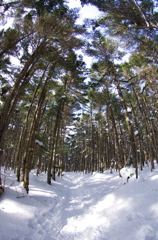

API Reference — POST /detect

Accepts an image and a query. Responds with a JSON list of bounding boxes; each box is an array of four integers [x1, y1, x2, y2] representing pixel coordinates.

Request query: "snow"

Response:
[[140, 81, 146, 94], [35, 140, 44, 147], [134, 130, 139, 136], [0, 163, 158, 240], [120, 167, 135, 184]]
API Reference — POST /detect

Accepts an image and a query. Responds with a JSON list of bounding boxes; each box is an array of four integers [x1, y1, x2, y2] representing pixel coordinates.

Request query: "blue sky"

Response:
[[67, 0, 101, 24], [67, 0, 102, 68]]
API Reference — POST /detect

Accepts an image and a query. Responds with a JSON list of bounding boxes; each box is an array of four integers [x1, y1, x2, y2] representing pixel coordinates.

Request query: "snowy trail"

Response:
[[27, 173, 115, 240], [1, 166, 158, 240], [27, 172, 117, 239], [58, 174, 111, 240]]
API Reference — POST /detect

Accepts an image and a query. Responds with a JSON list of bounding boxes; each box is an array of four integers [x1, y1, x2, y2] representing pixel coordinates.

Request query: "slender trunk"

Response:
[[132, 0, 150, 27], [106, 87, 123, 169], [129, 99, 145, 170], [16, 65, 49, 181], [36, 155, 42, 176], [114, 78, 138, 178], [132, 86, 155, 170], [47, 99, 65, 185], [90, 102, 95, 173], [0, 40, 46, 148], [22, 76, 48, 192]]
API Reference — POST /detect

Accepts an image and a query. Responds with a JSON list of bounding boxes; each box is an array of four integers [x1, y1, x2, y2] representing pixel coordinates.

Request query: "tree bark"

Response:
[[47, 99, 65, 184], [114, 78, 138, 178], [0, 40, 46, 149], [21, 76, 48, 192]]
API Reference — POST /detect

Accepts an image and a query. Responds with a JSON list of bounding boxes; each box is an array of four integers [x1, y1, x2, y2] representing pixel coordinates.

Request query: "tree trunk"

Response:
[[114, 78, 138, 178], [132, 86, 156, 170], [21, 76, 48, 192], [47, 99, 65, 184], [0, 40, 46, 149]]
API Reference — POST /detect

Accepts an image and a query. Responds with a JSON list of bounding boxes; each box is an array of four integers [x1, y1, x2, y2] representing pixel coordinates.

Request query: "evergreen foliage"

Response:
[[0, 0, 157, 192]]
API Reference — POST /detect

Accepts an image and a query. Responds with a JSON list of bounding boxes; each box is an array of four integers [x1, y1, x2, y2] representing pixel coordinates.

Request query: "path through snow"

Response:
[[0, 166, 158, 240], [27, 172, 116, 240]]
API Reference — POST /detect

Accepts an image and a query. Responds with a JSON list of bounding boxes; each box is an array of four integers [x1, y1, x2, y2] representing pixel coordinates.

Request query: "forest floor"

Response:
[[0, 163, 158, 240]]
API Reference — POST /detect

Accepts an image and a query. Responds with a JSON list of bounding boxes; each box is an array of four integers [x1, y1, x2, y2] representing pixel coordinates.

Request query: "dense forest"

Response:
[[0, 0, 157, 193]]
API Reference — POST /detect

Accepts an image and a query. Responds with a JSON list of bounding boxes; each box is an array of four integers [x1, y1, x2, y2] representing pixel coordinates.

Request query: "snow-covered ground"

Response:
[[0, 163, 158, 240]]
